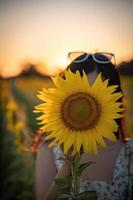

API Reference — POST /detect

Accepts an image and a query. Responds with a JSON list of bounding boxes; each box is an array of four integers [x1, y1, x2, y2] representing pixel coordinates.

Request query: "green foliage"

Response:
[[119, 60, 133, 76], [10, 79, 38, 132], [78, 191, 97, 200], [77, 161, 96, 176], [57, 190, 97, 200], [55, 155, 97, 200], [0, 130, 35, 200], [0, 90, 35, 200], [57, 156, 66, 161], [58, 192, 72, 199], [54, 175, 72, 189]]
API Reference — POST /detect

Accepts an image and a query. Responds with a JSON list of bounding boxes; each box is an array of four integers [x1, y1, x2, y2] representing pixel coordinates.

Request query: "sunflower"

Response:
[[34, 69, 123, 155]]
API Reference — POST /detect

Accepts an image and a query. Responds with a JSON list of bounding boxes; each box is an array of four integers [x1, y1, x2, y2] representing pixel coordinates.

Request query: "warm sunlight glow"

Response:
[[0, 0, 133, 77], [0, 64, 22, 78], [45, 52, 68, 74]]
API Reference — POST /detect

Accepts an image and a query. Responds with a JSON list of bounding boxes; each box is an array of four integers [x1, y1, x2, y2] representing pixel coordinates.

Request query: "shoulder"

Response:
[[123, 138, 133, 155]]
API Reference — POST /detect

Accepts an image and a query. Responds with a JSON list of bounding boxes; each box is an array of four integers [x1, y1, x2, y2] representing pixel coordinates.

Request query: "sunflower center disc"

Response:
[[61, 92, 100, 131]]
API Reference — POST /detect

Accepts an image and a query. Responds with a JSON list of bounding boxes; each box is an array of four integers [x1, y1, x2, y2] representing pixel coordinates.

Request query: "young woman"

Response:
[[35, 52, 133, 200]]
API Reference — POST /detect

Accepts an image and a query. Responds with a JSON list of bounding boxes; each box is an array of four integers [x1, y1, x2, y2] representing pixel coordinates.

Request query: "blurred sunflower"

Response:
[[34, 69, 123, 155]]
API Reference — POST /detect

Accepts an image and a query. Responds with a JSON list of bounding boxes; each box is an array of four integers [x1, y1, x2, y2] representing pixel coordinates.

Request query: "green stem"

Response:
[[71, 154, 80, 199]]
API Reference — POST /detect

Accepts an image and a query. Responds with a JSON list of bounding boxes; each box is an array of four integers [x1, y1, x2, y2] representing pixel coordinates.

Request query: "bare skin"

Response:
[[35, 70, 124, 200], [35, 141, 57, 200], [35, 139, 123, 200]]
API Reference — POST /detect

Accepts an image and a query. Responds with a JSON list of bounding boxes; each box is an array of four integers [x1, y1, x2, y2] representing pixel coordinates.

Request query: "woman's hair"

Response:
[[66, 55, 126, 141]]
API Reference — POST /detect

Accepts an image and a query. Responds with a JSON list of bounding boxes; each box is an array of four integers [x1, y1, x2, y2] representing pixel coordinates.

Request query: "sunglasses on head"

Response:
[[68, 51, 116, 66]]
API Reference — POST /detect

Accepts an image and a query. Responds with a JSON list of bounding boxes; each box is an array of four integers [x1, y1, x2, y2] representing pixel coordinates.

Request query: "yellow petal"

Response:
[[34, 70, 123, 155], [75, 132, 82, 154], [64, 132, 75, 154]]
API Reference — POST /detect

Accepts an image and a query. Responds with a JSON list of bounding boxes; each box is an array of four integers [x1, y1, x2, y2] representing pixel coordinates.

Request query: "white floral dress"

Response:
[[53, 140, 133, 200]]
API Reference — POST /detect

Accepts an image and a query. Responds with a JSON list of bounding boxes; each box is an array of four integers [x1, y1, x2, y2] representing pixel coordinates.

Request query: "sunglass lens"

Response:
[[69, 52, 88, 62], [94, 53, 112, 62]]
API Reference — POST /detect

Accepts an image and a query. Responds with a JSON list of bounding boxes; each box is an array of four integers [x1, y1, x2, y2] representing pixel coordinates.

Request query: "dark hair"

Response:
[[67, 55, 122, 92], [66, 55, 125, 140]]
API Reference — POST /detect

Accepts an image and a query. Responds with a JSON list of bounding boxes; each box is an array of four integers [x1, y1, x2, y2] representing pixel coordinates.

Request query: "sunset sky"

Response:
[[0, 0, 133, 77]]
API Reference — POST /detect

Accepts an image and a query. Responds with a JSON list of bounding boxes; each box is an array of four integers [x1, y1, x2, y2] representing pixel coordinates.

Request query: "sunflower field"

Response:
[[121, 75, 133, 138], [0, 72, 133, 200], [0, 74, 53, 200]]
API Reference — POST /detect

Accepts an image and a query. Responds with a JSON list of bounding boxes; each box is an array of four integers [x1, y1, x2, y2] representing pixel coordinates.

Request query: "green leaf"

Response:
[[54, 176, 72, 189], [57, 156, 66, 161], [77, 161, 96, 175], [78, 190, 97, 200], [58, 192, 72, 199]]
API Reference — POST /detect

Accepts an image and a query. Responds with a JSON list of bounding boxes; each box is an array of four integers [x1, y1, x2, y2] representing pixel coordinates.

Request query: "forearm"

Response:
[[43, 161, 70, 200], [35, 141, 57, 200]]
